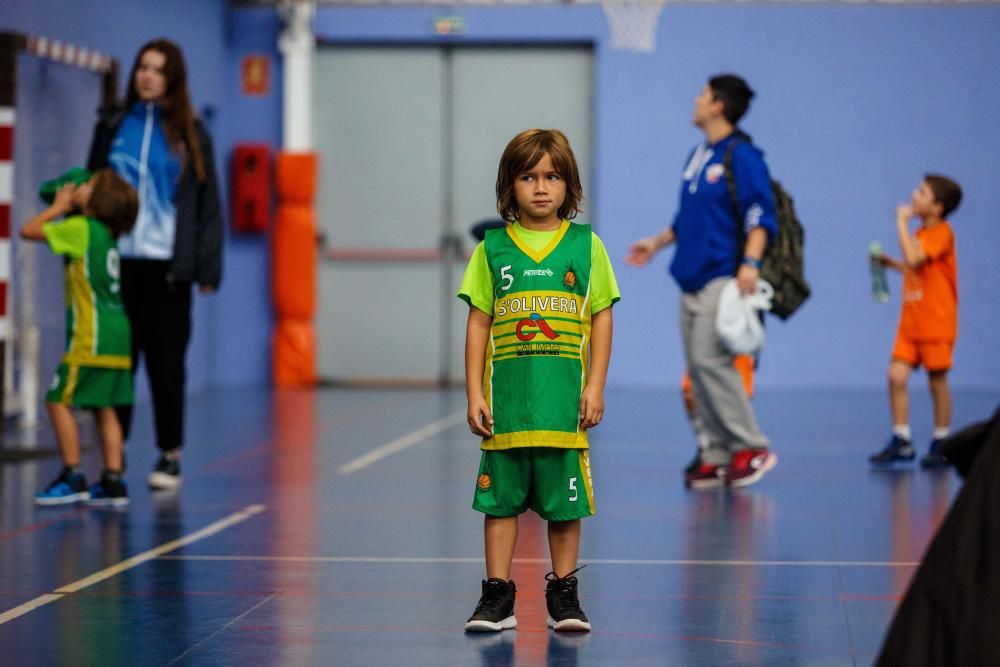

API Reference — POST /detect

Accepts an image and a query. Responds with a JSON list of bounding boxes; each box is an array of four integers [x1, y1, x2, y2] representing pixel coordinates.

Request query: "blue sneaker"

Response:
[[87, 474, 130, 507], [34, 469, 89, 505], [920, 439, 951, 469], [869, 435, 915, 465]]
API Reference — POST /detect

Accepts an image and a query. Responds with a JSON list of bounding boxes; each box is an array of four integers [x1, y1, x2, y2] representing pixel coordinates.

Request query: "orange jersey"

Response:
[[898, 222, 957, 342]]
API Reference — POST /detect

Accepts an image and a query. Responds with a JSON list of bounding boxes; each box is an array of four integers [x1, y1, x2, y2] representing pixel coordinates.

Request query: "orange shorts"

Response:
[[892, 334, 953, 372]]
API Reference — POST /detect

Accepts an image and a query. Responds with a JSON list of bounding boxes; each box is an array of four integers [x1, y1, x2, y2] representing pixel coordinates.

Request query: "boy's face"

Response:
[[911, 181, 943, 218], [134, 49, 168, 102], [513, 152, 566, 226], [692, 84, 722, 128]]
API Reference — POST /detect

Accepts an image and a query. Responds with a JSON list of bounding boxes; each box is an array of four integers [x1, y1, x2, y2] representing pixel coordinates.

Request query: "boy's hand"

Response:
[[896, 204, 913, 225], [52, 183, 76, 214], [579, 384, 605, 429], [624, 238, 657, 267], [467, 398, 494, 437]]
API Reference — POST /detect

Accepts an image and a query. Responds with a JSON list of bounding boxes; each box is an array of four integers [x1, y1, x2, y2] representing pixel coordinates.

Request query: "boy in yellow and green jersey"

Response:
[[23, 169, 138, 506], [461, 130, 619, 634]]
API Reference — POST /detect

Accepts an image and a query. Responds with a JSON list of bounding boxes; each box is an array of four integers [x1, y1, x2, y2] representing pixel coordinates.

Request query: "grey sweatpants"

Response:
[[681, 277, 769, 465]]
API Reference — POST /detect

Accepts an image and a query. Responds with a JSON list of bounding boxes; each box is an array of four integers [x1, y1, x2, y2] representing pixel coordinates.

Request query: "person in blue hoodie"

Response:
[[87, 38, 223, 491], [625, 74, 777, 489]]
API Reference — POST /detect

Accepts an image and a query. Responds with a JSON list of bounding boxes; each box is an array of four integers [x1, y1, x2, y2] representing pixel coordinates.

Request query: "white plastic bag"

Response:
[[716, 278, 773, 355]]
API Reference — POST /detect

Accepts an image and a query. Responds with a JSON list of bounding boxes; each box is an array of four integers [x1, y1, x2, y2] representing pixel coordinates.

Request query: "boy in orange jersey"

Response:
[[869, 174, 962, 469]]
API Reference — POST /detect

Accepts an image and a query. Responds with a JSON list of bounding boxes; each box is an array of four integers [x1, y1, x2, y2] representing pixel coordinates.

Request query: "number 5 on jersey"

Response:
[[500, 265, 513, 291]]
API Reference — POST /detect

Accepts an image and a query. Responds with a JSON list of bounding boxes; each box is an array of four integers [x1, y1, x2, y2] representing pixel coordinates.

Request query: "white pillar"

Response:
[[279, 0, 315, 152]]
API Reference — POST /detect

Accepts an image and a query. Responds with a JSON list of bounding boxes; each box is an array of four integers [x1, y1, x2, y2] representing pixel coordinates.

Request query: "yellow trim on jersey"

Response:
[[579, 450, 595, 514], [506, 220, 570, 264], [61, 352, 131, 369], [61, 365, 80, 403], [66, 257, 97, 359], [482, 428, 588, 450]]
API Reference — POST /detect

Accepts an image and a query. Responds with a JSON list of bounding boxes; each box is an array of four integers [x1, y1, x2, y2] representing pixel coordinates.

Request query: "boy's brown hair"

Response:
[[88, 169, 139, 238], [496, 129, 584, 222], [924, 174, 963, 218]]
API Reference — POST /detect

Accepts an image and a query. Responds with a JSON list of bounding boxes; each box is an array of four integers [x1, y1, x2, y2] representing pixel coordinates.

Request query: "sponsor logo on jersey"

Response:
[[523, 268, 554, 277], [516, 313, 559, 342], [496, 294, 579, 318]]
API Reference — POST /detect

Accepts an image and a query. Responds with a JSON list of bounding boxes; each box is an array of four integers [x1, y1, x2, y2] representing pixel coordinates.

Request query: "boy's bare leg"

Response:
[[548, 519, 581, 577], [928, 371, 952, 430], [888, 361, 912, 428], [47, 402, 80, 466], [485, 516, 518, 580], [95, 407, 124, 472]]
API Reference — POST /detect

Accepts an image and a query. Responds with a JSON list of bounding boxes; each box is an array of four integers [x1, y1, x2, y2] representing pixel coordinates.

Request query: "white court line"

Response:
[[337, 410, 467, 475], [0, 504, 267, 626], [158, 555, 920, 568], [166, 593, 277, 665]]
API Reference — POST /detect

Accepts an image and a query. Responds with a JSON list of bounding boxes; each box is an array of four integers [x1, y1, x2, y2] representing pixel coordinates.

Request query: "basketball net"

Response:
[[601, 0, 666, 53]]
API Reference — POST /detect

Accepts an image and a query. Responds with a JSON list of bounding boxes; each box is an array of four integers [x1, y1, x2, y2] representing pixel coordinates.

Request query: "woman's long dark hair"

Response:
[[124, 38, 206, 183]]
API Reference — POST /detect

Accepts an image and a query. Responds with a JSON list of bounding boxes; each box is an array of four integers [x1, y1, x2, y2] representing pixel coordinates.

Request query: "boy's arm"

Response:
[[880, 255, 906, 272], [895, 204, 928, 268], [580, 307, 613, 429], [465, 306, 494, 437], [20, 184, 75, 241]]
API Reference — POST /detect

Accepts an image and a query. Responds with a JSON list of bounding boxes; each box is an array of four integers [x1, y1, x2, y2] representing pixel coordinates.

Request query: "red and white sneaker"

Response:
[[727, 448, 777, 488], [684, 462, 728, 489]]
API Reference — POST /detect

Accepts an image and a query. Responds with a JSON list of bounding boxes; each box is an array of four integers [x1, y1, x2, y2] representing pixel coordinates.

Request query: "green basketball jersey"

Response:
[[482, 221, 593, 450], [44, 216, 131, 369]]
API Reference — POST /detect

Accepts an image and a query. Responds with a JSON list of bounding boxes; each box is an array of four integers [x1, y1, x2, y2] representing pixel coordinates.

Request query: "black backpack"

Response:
[[723, 136, 811, 320]]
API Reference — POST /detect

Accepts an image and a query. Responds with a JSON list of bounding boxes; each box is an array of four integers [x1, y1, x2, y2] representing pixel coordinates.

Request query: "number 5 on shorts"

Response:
[[569, 477, 578, 502]]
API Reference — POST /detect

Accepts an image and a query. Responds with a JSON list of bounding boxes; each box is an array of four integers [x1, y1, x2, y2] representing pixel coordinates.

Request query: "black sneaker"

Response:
[[869, 435, 915, 465], [920, 439, 951, 469], [88, 473, 130, 507], [149, 452, 182, 490], [545, 568, 591, 632], [34, 468, 89, 505], [464, 578, 517, 632]]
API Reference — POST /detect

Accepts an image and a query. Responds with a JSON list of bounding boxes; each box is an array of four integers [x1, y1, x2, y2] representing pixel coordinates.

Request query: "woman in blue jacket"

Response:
[[87, 38, 223, 490]]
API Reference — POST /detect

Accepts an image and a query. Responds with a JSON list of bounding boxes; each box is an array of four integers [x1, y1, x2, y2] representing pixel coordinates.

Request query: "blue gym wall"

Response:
[[3, 1, 999, 393]]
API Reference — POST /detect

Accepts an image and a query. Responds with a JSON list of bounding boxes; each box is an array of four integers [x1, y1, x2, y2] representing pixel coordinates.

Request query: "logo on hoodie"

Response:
[[705, 163, 725, 185]]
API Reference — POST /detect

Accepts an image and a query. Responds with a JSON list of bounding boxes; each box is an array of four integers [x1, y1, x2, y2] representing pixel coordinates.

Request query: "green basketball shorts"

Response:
[[45, 363, 134, 408], [473, 447, 595, 521]]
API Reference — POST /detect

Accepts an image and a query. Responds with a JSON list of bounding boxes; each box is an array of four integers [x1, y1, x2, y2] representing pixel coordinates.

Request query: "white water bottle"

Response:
[[870, 241, 889, 303]]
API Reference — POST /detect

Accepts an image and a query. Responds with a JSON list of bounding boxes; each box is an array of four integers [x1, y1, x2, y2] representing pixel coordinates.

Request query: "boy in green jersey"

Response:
[[21, 169, 138, 506], [459, 130, 620, 633]]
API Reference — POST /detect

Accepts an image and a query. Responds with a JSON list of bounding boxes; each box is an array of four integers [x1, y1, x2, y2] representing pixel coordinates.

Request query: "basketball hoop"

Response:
[[601, 0, 666, 53]]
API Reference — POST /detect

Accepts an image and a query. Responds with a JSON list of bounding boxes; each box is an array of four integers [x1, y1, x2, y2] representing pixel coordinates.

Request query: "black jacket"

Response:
[[87, 105, 223, 288], [876, 406, 1000, 666]]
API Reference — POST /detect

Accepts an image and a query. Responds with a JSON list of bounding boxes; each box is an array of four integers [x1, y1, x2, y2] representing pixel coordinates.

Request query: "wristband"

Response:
[[742, 256, 762, 270]]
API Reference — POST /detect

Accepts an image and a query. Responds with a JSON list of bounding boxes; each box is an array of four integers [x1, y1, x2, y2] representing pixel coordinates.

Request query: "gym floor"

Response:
[[1, 386, 995, 665]]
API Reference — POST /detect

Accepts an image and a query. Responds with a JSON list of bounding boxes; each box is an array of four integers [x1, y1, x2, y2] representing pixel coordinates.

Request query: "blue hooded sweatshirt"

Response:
[[108, 102, 181, 260], [669, 133, 777, 293]]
